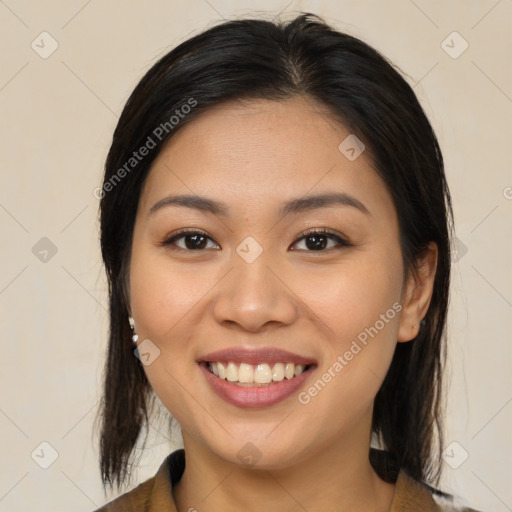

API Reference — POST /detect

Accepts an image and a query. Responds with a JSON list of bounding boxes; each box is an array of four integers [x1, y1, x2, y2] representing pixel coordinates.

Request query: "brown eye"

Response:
[[290, 229, 350, 251], [163, 230, 220, 251]]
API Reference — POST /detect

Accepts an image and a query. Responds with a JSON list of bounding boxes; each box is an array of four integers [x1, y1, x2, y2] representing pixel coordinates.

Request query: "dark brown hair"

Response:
[[98, 12, 452, 490]]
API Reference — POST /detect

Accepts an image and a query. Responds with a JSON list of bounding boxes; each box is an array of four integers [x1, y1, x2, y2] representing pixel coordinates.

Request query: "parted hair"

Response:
[[98, 12, 452, 490]]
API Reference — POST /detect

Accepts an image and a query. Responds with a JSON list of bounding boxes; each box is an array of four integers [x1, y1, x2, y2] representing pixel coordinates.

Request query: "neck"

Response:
[[173, 414, 396, 512]]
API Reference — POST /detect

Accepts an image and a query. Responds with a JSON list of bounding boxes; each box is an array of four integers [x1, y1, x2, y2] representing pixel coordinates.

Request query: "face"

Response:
[[128, 96, 426, 469]]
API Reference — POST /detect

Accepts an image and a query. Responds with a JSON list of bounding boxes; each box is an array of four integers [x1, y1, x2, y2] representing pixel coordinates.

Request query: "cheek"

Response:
[[296, 249, 404, 406], [292, 259, 403, 427], [296, 251, 404, 344], [128, 246, 210, 432], [129, 245, 214, 340]]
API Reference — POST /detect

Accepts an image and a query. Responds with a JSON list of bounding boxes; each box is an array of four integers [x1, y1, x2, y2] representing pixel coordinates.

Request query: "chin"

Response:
[[203, 435, 309, 472]]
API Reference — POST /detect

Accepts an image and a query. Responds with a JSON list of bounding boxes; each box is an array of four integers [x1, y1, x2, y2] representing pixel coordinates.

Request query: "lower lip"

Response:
[[199, 363, 316, 408]]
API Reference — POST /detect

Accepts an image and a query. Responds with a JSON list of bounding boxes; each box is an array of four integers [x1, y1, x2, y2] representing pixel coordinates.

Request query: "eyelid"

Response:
[[162, 228, 221, 250], [289, 227, 351, 250], [162, 227, 351, 252]]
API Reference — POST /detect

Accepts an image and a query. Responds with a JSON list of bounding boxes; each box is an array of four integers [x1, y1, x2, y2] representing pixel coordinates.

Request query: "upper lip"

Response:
[[198, 347, 317, 366]]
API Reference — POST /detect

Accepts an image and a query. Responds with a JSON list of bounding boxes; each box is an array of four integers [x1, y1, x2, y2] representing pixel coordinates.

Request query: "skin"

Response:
[[128, 96, 438, 512]]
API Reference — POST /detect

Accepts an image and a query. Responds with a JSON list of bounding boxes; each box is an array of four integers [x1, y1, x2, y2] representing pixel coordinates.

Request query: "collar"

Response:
[[143, 448, 443, 512], [145, 450, 182, 512]]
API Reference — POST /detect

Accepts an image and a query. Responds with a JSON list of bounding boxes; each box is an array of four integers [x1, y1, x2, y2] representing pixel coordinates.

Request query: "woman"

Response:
[[95, 13, 482, 512]]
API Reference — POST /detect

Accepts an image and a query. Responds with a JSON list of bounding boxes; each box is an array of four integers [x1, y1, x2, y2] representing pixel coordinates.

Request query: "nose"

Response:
[[211, 255, 298, 333]]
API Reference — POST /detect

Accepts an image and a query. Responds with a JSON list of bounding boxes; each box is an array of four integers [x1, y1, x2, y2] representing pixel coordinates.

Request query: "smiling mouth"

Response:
[[204, 361, 316, 387]]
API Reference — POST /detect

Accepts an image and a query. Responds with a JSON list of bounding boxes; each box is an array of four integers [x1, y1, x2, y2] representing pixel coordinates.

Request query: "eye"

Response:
[[290, 228, 350, 251], [162, 229, 220, 251], [162, 228, 350, 252]]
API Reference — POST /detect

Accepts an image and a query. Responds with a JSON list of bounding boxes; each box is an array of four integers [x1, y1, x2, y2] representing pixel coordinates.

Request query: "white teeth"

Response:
[[238, 363, 254, 383], [226, 362, 238, 382], [272, 362, 285, 381], [255, 363, 272, 383], [207, 361, 310, 384], [217, 362, 226, 379]]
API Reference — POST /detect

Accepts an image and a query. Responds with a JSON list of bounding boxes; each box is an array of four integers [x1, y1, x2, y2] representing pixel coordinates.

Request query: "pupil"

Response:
[[306, 235, 327, 250], [185, 234, 207, 250]]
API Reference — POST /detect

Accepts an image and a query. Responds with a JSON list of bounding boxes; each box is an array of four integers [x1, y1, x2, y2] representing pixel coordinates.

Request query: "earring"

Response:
[[128, 316, 139, 344]]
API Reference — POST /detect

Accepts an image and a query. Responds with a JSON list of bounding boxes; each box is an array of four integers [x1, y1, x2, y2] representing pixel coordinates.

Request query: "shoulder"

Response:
[[430, 489, 483, 512], [93, 449, 184, 511], [93, 477, 155, 511], [370, 449, 483, 512], [395, 469, 483, 512]]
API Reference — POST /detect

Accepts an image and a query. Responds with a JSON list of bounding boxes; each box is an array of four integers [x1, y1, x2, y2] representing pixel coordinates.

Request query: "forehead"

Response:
[[138, 96, 393, 219]]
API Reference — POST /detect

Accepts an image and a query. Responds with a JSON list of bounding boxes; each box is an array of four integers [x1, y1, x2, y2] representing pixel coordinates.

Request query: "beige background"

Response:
[[1, 0, 511, 510]]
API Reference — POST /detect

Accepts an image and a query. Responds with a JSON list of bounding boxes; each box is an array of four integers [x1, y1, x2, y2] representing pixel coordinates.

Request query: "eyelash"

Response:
[[161, 228, 351, 252], [292, 228, 351, 251]]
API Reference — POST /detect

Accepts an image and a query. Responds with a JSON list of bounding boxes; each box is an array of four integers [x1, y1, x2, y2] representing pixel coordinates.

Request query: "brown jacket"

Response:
[[94, 449, 481, 511]]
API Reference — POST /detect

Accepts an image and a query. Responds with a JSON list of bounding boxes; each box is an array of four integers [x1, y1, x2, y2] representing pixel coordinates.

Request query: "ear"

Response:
[[397, 242, 438, 343]]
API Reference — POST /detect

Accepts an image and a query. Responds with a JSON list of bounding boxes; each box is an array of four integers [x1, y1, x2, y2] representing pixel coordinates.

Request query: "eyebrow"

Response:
[[148, 192, 370, 218]]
